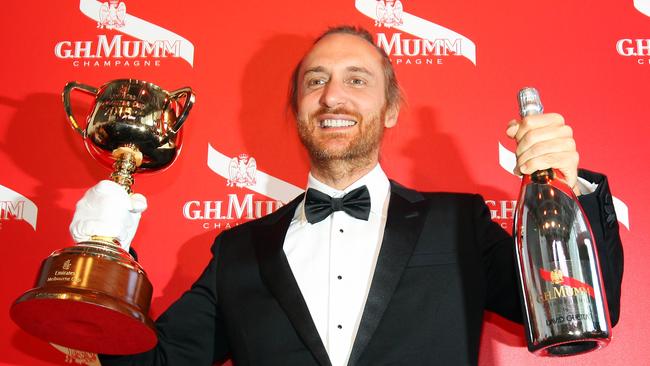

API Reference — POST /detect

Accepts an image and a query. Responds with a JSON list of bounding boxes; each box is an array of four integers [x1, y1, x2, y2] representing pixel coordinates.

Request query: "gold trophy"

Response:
[[10, 79, 195, 354]]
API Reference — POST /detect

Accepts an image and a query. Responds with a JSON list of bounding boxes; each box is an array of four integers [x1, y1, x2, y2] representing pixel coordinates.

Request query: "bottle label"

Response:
[[526, 258, 609, 345], [534, 262, 597, 328]]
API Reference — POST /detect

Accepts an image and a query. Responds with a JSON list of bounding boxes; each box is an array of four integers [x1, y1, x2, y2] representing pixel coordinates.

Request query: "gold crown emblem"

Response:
[[550, 268, 564, 285]]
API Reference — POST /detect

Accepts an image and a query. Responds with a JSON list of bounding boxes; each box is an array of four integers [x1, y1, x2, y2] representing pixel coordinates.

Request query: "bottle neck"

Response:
[[531, 168, 555, 184]]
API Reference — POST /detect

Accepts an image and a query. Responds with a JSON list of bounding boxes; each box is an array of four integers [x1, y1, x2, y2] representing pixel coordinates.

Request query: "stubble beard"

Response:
[[297, 106, 386, 172]]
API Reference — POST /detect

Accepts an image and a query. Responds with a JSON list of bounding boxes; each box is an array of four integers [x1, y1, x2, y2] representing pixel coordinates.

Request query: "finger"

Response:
[[514, 113, 565, 143], [94, 180, 128, 195], [518, 151, 579, 185], [87, 180, 130, 210], [506, 119, 519, 138], [129, 193, 148, 213], [515, 125, 574, 157], [518, 147, 578, 174], [517, 137, 577, 169]]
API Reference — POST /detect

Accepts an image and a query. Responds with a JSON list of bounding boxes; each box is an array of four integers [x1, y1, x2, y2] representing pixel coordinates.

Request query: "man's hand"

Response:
[[506, 113, 580, 195], [69, 180, 147, 251]]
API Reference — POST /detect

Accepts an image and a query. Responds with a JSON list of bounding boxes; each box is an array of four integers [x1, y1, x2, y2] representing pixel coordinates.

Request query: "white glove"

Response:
[[70, 180, 147, 251]]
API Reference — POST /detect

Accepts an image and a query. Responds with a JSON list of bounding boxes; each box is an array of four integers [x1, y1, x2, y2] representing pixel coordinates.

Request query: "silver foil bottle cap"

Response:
[[518, 87, 544, 117]]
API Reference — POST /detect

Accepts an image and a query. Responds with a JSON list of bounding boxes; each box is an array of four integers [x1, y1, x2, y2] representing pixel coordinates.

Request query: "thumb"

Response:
[[506, 119, 519, 139]]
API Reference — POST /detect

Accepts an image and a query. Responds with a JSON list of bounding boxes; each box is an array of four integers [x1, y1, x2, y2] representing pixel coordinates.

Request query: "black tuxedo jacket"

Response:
[[101, 170, 623, 366]]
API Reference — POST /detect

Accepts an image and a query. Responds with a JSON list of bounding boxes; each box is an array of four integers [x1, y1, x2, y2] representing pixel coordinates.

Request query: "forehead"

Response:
[[299, 33, 384, 75]]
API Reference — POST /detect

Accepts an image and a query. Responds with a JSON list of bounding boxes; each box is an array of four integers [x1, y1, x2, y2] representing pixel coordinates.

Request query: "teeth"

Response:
[[320, 119, 356, 128]]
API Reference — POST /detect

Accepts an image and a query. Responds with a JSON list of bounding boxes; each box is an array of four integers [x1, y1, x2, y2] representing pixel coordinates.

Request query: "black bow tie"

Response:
[[304, 185, 371, 224]]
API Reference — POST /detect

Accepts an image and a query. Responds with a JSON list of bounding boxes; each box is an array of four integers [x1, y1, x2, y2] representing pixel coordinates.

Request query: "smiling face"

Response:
[[295, 33, 398, 166]]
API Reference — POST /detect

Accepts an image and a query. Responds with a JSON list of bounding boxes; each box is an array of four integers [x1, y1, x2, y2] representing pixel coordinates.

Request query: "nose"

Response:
[[319, 79, 347, 109]]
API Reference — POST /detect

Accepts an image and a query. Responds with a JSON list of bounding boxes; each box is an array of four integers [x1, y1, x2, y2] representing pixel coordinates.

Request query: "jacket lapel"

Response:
[[347, 181, 428, 365], [253, 196, 332, 366]]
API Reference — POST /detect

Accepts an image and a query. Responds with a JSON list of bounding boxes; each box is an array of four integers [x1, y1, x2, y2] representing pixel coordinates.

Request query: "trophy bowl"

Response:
[[65, 79, 194, 173], [10, 79, 195, 354]]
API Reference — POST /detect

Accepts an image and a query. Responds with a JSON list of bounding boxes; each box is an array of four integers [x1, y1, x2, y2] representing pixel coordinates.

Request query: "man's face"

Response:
[[295, 33, 398, 164]]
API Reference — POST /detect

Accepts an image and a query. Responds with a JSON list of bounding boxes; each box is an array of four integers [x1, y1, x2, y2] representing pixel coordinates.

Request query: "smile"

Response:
[[320, 119, 357, 128]]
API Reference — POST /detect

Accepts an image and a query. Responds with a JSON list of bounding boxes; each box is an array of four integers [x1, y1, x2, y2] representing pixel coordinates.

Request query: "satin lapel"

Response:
[[348, 182, 428, 365], [253, 197, 332, 366]]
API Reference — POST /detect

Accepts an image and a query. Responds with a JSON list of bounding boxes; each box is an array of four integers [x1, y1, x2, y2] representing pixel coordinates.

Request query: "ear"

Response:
[[383, 104, 399, 128]]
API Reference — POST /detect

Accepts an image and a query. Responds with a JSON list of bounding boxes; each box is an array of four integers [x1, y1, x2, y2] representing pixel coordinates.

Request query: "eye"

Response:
[[348, 77, 367, 86], [306, 78, 327, 87]]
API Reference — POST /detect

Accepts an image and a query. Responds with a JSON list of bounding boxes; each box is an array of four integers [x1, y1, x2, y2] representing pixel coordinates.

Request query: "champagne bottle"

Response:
[[513, 87, 611, 356]]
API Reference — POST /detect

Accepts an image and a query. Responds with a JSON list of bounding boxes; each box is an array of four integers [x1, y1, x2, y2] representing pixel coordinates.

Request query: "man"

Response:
[[85, 26, 622, 365]]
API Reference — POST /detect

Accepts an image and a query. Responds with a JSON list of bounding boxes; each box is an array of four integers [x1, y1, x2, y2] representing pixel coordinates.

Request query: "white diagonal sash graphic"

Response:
[[79, 0, 194, 66], [0, 184, 38, 230], [498, 142, 630, 229], [634, 0, 650, 17], [355, 0, 477, 65], [208, 144, 304, 203]]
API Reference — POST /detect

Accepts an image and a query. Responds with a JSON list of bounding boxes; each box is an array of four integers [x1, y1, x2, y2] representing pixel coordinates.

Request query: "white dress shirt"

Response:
[[283, 164, 391, 366]]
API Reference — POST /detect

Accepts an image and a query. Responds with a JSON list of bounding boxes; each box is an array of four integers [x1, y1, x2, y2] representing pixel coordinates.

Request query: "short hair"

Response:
[[288, 25, 403, 115]]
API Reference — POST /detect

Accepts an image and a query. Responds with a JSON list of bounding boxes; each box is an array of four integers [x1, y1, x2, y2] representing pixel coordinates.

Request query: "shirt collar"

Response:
[[295, 164, 391, 223]]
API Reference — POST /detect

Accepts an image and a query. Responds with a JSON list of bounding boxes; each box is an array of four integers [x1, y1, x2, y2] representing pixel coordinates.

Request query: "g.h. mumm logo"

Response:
[[355, 0, 477, 66], [53, 0, 194, 68]]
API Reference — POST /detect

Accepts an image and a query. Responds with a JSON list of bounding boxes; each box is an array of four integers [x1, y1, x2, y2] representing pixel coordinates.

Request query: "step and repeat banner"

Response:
[[0, 1, 647, 365]]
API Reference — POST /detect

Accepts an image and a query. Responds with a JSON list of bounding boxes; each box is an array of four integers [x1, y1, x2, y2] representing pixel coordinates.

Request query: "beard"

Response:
[[296, 106, 387, 165]]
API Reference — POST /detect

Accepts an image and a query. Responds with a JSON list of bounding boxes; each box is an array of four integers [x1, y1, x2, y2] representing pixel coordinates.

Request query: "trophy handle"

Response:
[[167, 87, 195, 138], [63, 81, 99, 136]]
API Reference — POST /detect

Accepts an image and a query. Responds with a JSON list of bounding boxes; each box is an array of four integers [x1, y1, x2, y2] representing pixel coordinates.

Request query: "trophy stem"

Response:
[[110, 145, 143, 194], [88, 235, 123, 249]]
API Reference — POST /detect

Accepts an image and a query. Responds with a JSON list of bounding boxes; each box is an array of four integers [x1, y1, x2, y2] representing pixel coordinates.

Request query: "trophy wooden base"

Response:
[[10, 241, 157, 355]]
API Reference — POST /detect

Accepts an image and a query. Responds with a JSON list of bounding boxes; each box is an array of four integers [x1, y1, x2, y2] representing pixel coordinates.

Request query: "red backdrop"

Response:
[[0, 1, 646, 365]]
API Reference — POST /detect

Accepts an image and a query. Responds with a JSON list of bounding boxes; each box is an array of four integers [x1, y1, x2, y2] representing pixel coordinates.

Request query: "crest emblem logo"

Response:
[[550, 269, 564, 285], [375, 0, 404, 28], [97, 0, 127, 29], [62, 260, 72, 271], [227, 154, 257, 188]]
